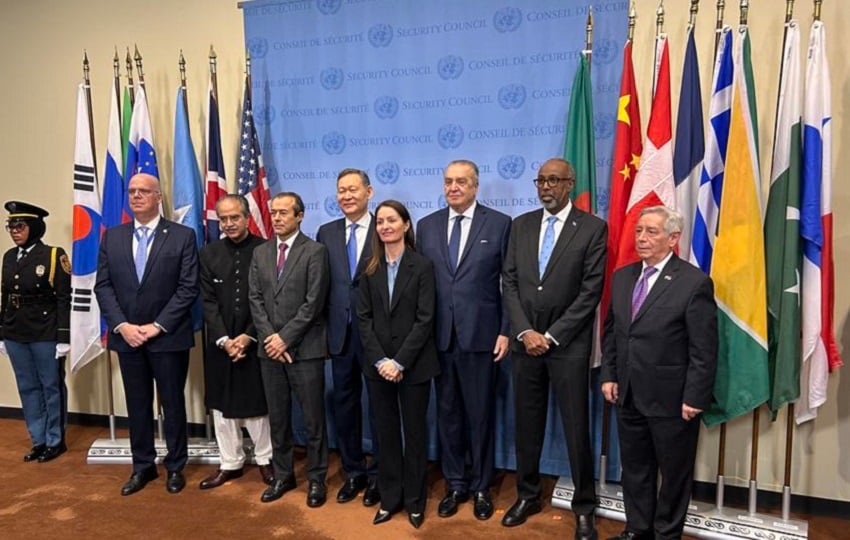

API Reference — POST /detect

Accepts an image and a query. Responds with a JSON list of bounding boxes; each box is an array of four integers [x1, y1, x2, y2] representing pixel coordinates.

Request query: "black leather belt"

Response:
[[7, 293, 54, 309]]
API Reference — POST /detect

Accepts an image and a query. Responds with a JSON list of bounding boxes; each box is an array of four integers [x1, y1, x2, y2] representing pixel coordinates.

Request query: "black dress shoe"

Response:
[[261, 477, 296, 503], [337, 475, 367, 503], [199, 468, 243, 490], [37, 442, 67, 463], [258, 464, 275, 486], [607, 531, 642, 540], [437, 489, 469, 517], [501, 498, 542, 527], [306, 481, 327, 508], [372, 508, 394, 525], [362, 481, 381, 507], [473, 491, 494, 520], [575, 513, 597, 540], [408, 512, 424, 529], [121, 468, 159, 496], [166, 471, 186, 494], [23, 444, 46, 462]]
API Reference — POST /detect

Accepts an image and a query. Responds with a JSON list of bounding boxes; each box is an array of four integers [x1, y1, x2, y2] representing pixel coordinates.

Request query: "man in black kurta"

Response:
[[198, 195, 273, 489]]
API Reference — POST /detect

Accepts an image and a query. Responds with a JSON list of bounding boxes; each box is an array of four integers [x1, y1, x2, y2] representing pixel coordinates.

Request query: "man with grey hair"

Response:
[[601, 205, 717, 540]]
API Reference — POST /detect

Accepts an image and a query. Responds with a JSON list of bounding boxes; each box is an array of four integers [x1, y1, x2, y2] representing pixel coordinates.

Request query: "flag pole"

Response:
[[133, 44, 146, 91], [209, 45, 219, 107], [813, 0, 821, 21], [652, 1, 664, 98], [125, 48, 135, 108], [688, 0, 699, 31], [714, 0, 726, 60], [82, 53, 99, 180]]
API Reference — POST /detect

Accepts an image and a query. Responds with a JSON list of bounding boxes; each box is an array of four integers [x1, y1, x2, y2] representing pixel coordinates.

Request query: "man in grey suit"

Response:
[[502, 158, 606, 540], [248, 192, 330, 507]]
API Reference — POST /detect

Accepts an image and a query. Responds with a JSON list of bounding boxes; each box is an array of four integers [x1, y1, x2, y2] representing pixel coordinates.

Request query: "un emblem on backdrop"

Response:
[[498, 84, 526, 109], [375, 161, 400, 185], [373, 96, 399, 120], [324, 196, 344, 218], [597, 186, 610, 215], [254, 105, 276, 126], [368, 23, 394, 47], [316, 0, 342, 15], [493, 7, 522, 33], [322, 132, 346, 155], [593, 38, 618, 65], [437, 124, 464, 149], [320, 68, 344, 90], [246, 37, 269, 60], [437, 55, 464, 80], [497, 155, 526, 180], [594, 112, 616, 140]]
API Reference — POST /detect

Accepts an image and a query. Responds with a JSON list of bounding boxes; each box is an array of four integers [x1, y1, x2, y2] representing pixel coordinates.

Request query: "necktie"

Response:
[[17, 248, 27, 262], [539, 216, 557, 278], [134, 226, 151, 281], [277, 242, 288, 278], [631, 266, 658, 320], [448, 215, 463, 271], [347, 223, 358, 279]]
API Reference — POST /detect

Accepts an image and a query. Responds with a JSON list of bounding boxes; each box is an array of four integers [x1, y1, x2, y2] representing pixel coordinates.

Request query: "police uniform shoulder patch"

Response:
[[60, 253, 71, 274]]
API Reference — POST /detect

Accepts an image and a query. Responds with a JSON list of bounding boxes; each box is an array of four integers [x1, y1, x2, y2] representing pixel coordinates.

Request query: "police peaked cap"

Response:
[[5, 201, 49, 222]]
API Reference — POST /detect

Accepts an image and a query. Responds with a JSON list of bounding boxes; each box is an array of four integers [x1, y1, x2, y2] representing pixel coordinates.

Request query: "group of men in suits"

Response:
[[91, 156, 716, 539]]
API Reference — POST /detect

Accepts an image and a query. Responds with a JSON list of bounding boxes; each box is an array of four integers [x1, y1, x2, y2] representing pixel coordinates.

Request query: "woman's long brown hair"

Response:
[[364, 200, 415, 276]]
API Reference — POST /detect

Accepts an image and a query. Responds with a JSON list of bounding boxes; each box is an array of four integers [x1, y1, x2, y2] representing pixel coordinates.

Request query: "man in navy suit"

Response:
[[417, 159, 511, 520], [602, 206, 717, 540], [316, 168, 380, 506], [95, 173, 199, 496]]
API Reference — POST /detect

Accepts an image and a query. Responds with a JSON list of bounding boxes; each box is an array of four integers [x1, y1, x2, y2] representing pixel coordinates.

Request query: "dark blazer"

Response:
[[1, 242, 71, 343], [316, 216, 375, 355], [357, 250, 439, 385], [416, 204, 511, 352], [502, 206, 607, 356], [94, 220, 199, 353], [248, 233, 329, 361], [601, 255, 718, 416]]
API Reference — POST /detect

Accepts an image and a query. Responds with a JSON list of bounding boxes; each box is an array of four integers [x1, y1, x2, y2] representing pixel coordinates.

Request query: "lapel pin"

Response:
[[664, 275, 672, 280], [571, 221, 577, 227]]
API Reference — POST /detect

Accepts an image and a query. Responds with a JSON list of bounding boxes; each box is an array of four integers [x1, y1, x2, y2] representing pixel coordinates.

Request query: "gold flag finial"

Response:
[[246, 52, 252, 77], [179, 50, 187, 89], [689, 0, 700, 28], [739, 0, 749, 25], [585, 8, 594, 51], [83, 51, 90, 85], [785, 0, 795, 23], [628, 2, 637, 41], [656, 0, 665, 36], [813, 0, 822, 21]]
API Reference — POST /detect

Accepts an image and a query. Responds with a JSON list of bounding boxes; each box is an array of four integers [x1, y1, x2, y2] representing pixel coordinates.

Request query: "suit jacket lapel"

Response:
[[632, 255, 679, 324], [434, 209, 453, 276], [541, 207, 581, 281], [457, 205, 486, 272], [140, 220, 171, 285], [389, 255, 413, 313], [355, 218, 375, 280], [374, 260, 390, 313], [275, 234, 306, 294]]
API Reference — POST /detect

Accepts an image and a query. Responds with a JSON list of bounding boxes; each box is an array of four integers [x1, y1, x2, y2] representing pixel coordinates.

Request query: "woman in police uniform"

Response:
[[0, 201, 71, 462]]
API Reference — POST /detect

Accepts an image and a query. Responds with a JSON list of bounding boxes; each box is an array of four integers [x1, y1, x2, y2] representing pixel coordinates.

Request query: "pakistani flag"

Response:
[[563, 51, 596, 214], [765, 21, 802, 418]]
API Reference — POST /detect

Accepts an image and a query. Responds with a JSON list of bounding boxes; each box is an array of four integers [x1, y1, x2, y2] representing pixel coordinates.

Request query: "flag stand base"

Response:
[[551, 476, 808, 539], [86, 437, 258, 466]]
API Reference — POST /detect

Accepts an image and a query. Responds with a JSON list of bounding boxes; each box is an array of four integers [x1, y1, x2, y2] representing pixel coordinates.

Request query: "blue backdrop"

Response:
[[242, 0, 628, 481]]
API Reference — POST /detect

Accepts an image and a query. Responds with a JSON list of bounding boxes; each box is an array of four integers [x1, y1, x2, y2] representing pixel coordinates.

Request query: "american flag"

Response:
[[236, 77, 272, 238]]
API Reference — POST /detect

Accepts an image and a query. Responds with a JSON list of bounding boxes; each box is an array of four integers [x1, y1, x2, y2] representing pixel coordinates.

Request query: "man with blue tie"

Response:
[[417, 159, 511, 520], [95, 173, 199, 496], [502, 158, 606, 539], [316, 168, 381, 506]]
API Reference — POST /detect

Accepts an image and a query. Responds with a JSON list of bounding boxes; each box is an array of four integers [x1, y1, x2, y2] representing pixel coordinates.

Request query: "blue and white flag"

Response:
[[691, 26, 733, 273], [172, 87, 205, 332], [673, 27, 704, 260], [71, 84, 104, 373], [125, 85, 159, 179]]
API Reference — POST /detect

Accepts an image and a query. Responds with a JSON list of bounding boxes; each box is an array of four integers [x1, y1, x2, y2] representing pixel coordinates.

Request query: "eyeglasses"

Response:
[[5, 222, 27, 232], [128, 188, 160, 197], [533, 176, 574, 188]]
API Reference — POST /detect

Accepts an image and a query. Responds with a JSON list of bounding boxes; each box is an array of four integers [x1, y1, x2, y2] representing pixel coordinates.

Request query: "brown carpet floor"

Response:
[[0, 419, 843, 539]]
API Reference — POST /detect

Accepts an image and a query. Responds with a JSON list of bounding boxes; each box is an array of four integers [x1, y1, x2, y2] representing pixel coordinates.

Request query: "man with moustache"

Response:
[[316, 168, 381, 506], [602, 207, 717, 540], [248, 192, 330, 507], [198, 195, 274, 490], [502, 158, 606, 539], [416, 159, 511, 520], [95, 173, 199, 496]]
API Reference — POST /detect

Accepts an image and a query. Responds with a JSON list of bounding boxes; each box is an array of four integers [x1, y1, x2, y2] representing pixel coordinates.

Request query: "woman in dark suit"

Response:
[[357, 200, 438, 529]]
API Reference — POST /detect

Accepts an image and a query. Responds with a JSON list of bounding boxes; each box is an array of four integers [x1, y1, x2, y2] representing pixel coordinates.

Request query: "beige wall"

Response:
[[0, 0, 847, 503]]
